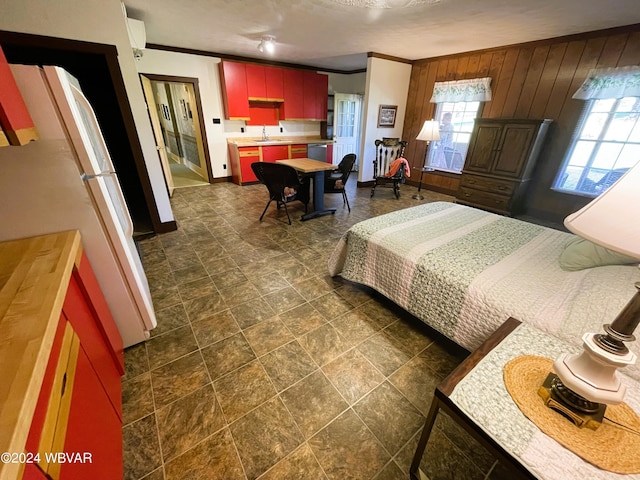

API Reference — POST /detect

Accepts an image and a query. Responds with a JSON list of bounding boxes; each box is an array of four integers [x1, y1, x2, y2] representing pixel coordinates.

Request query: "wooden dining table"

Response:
[[276, 158, 337, 221]]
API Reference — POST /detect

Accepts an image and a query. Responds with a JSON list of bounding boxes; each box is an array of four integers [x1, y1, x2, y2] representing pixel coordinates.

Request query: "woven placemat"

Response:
[[503, 355, 640, 474]]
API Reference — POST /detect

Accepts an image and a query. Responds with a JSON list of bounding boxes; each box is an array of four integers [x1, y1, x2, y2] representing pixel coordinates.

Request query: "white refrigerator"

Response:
[[0, 64, 157, 347]]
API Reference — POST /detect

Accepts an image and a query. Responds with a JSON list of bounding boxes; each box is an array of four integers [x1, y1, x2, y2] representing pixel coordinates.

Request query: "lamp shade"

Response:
[[564, 161, 640, 259], [416, 120, 440, 142]]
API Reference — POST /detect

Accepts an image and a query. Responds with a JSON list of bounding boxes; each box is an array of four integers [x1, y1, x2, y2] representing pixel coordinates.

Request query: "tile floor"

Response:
[[122, 178, 512, 480]]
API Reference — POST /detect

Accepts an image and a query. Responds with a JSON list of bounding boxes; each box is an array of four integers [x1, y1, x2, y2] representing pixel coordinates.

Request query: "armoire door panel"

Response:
[[493, 124, 537, 178]]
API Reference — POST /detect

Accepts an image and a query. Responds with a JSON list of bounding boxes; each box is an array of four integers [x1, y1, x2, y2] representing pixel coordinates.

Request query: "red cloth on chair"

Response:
[[385, 157, 411, 178]]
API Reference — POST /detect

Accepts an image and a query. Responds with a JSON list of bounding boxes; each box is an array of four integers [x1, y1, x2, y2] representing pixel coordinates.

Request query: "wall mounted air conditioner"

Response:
[[127, 18, 146, 59]]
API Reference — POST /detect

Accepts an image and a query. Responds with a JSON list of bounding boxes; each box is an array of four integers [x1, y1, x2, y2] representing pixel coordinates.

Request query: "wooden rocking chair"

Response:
[[370, 138, 408, 199]]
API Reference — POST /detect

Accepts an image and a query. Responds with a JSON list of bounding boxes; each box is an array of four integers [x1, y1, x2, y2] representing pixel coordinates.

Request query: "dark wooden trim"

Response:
[[146, 43, 367, 74], [153, 220, 178, 233], [368, 51, 413, 65], [0, 29, 170, 234], [139, 73, 214, 184], [210, 176, 231, 184], [0, 30, 116, 55], [103, 54, 167, 233], [142, 73, 198, 84]]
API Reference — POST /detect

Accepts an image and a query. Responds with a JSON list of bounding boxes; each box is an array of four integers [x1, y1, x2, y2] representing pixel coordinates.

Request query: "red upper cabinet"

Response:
[[247, 65, 284, 102], [264, 66, 284, 101], [219, 61, 250, 120], [246, 64, 267, 100], [303, 71, 319, 120], [302, 72, 329, 121], [317, 73, 329, 120], [220, 61, 326, 122], [282, 69, 304, 120]]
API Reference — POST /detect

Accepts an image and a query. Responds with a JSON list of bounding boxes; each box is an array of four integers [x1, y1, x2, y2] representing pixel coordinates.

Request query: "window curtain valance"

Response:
[[573, 66, 640, 100], [430, 77, 492, 103]]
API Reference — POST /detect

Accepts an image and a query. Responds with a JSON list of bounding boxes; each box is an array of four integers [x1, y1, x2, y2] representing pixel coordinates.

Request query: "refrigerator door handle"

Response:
[[81, 172, 115, 180]]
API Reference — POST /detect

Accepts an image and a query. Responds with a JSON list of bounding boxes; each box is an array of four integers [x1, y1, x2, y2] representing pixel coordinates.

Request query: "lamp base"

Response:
[[538, 373, 606, 430]]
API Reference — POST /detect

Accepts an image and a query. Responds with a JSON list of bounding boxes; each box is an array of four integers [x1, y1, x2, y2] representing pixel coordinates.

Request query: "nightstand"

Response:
[[410, 318, 640, 480]]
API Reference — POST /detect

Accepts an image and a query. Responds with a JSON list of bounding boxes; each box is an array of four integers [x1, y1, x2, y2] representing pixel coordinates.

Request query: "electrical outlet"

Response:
[[241, 127, 245, 133], [280, 127, 283, 133], [223, 164, 227, 169]]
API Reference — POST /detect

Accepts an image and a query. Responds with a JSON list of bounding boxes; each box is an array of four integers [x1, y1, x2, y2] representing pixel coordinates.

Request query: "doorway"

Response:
[[0, 30, 177, 234], [333, 93, 363, 171], [140, 74, 212, 193]]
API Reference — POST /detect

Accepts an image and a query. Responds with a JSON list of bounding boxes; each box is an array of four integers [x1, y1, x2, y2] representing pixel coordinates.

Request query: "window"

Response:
[[425, 102, 480, 173], [554, 97, 640, 195], [554, 66, 640, 196], [424, 77, 492, 174]]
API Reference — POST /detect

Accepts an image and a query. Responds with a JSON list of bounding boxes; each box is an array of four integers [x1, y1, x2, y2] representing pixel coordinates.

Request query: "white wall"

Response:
[[327, 72, 366, 95], [359, 57, 412, 182], [0, 0, 174, 224]]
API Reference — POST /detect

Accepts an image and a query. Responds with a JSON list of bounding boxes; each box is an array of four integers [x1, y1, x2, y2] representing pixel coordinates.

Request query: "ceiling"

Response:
[[123, 0, 640, 72]]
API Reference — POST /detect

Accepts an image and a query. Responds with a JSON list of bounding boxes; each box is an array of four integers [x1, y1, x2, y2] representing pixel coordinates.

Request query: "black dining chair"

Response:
[[324, 153, 356, 212], [251, 162, 310, 225]]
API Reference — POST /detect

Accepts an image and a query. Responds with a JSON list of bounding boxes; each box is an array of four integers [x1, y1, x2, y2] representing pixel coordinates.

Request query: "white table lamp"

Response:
[[413, 120, 440, 200], [548, 161, 640, 425], [416, 119, 441, 144]]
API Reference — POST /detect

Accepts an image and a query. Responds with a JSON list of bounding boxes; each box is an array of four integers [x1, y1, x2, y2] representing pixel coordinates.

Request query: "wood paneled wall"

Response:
[[402, 24, 640, 222]]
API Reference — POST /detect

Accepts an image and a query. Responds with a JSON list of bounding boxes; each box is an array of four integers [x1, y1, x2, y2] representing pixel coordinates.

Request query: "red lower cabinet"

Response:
[[290, 144, 307, 158], [240, 147, 260, 183], [24, 324, 122, 480], [58, 344, 122, 479], [63, 265, 123, 415], [240, 156, 259, 183], [6, 232, 125, 480], [261, 145, 289, 163]]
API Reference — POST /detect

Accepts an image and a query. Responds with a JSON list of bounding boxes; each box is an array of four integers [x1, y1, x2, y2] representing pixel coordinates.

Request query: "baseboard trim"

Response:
[[154, 220, 178, 233]]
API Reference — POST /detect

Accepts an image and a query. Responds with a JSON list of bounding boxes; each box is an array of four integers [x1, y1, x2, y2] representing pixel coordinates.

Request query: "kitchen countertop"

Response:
[[0, 230, 81, 480], [228, 137, 334, 147]]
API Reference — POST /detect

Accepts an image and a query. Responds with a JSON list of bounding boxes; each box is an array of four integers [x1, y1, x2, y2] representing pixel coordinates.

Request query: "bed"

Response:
[[328, 201, 640, 382]]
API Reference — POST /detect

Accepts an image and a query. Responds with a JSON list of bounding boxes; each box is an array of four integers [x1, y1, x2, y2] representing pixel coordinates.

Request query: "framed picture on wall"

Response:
[[378, 105, 397, 127]]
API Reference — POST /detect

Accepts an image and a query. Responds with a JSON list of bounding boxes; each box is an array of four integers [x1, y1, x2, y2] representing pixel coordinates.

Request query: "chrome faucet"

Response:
[[262, 125, 269, 141]]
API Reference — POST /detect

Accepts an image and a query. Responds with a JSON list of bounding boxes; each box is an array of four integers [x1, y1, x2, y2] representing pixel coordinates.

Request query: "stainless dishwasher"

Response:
[[307, 143, 327, 163]]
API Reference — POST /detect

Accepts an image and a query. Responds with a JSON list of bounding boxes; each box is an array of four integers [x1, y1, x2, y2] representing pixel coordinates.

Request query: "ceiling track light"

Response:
[[258, 35, 276, 54]]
